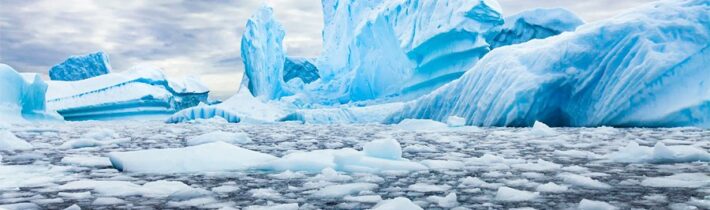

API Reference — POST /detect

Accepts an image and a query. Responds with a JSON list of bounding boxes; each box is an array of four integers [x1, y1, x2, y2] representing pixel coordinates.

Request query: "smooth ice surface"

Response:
[[49, 51, 112, 81], [0, 64, 59, 122], [108, 142, 278, 173], [389, 0, 710, 128], [47, 65, 209, 121]]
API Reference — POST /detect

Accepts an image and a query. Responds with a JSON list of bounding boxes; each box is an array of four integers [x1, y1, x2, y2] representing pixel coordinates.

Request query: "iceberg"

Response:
[[49, 51, 112, 81], [313, 0, 505, 103], [241, 5, 291, 100], [0, 63, 60, 122], [47, 65, 209, 121], [283, 57, 319, 84], [108, 141, 278, 174], [167, 87, 287, 123], [485, 8, 584, 49], [388, 0, 710, 127]]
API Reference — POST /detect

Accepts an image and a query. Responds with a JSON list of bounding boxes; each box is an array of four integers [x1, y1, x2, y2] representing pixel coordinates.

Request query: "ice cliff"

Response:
[[0, 64, 60, 122], [485, 8, 584, 49], [388, 0, 710, 127], [49, 51, 112, 81]]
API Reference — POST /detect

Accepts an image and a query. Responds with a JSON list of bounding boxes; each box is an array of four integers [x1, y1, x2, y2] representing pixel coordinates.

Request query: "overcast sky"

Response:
[[0, 0, 656, 95]]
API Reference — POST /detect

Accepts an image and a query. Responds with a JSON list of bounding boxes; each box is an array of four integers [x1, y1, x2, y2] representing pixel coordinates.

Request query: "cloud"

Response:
[[0, 0, 654, 94]]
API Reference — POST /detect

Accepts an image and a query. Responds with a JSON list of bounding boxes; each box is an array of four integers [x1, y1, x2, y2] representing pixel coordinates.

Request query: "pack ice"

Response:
[[0, 64, 60, 123], [47, 63, 209, 121], [49, 51, 112, 81], [389, 0, 710, 127]]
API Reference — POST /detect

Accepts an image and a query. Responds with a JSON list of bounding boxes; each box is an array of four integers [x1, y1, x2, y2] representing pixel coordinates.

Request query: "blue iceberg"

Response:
[[283, 57, 319, 84], [0, 64, 61, 122], [241, 6, 291, 100], [49, 51, 112, 81], [47, 65, 209, 121], [388, 0, 710, 128], [485, 8, 584, 49]]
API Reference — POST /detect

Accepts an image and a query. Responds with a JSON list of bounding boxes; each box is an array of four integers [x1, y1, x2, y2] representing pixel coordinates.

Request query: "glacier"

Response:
[[0, 63, 61, 122], [388, 0, 710, 127], [47, 65, 209, 121], [49, 51, 112, 81]]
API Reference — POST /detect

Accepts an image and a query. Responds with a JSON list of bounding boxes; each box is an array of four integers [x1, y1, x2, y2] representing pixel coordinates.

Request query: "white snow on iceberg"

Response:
[[389, 0, 710, 128]]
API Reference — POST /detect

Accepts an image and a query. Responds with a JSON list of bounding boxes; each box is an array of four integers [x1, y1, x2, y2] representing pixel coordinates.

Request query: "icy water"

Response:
[[1, 121, 708, 209]]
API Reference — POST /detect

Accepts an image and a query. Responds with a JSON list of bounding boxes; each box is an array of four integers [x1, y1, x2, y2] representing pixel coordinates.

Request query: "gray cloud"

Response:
[[0, 0, 654, 93]]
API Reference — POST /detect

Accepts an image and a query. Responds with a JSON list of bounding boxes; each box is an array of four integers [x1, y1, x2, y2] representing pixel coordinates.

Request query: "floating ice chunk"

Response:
[[59, 180, 207, 198], [372, 197, 422, 210], [264, 139, 426, 173], [530, 121, 557, 136], [312, 183, 378, 198], [0, 202, 41, 210], [607, 142, 710, 164], [427, 192, 459, 208], [578, 199, 618, 210], [313, 168, 352, 182], [187, 131, 252, 146], [558, 173, 611, 190], [92, 197, 125, 206], [403, 144, 436, 153], [344, 195, 382, 203], [60, 156, 112, 167], [63, 204, 81, 210], [511, 159, 561, 172], [243, 203, 299, 210], [82, 128, 119, 140], [446, 116, 466, 127], [60, 138, 103, 149], [394, 119, 449, 131], [421, 160, 465, 170], [363, 138, 402, 160], [109, 141, 277, 173], [535, 182, 568, 193], [0, 130, 33, 151], [553, 150, 602, 159], [249, 188, 282, 200], [408, 183, 451, 192], [59, 191, 92, 200], [495, 187, 539, 201], [460, 177, 501, 189], [211, 185, 240, 194], [640, 173, 709, 188]]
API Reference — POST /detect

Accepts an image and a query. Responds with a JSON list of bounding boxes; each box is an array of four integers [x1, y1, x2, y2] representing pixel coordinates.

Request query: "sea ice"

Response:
[[186, 131, 252, 146], [495, 187, 539, 201], [371, 197, 422, 210], [108, 142, 277, 173]]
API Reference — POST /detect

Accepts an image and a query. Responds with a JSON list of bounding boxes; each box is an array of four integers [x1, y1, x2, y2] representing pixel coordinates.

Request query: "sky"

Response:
[[0, 0, 656, 96]]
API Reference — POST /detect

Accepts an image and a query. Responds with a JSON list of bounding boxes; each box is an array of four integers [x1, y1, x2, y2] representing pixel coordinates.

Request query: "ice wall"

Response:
[[49, 51, 112, 81], [388, 0, 710, 128]]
